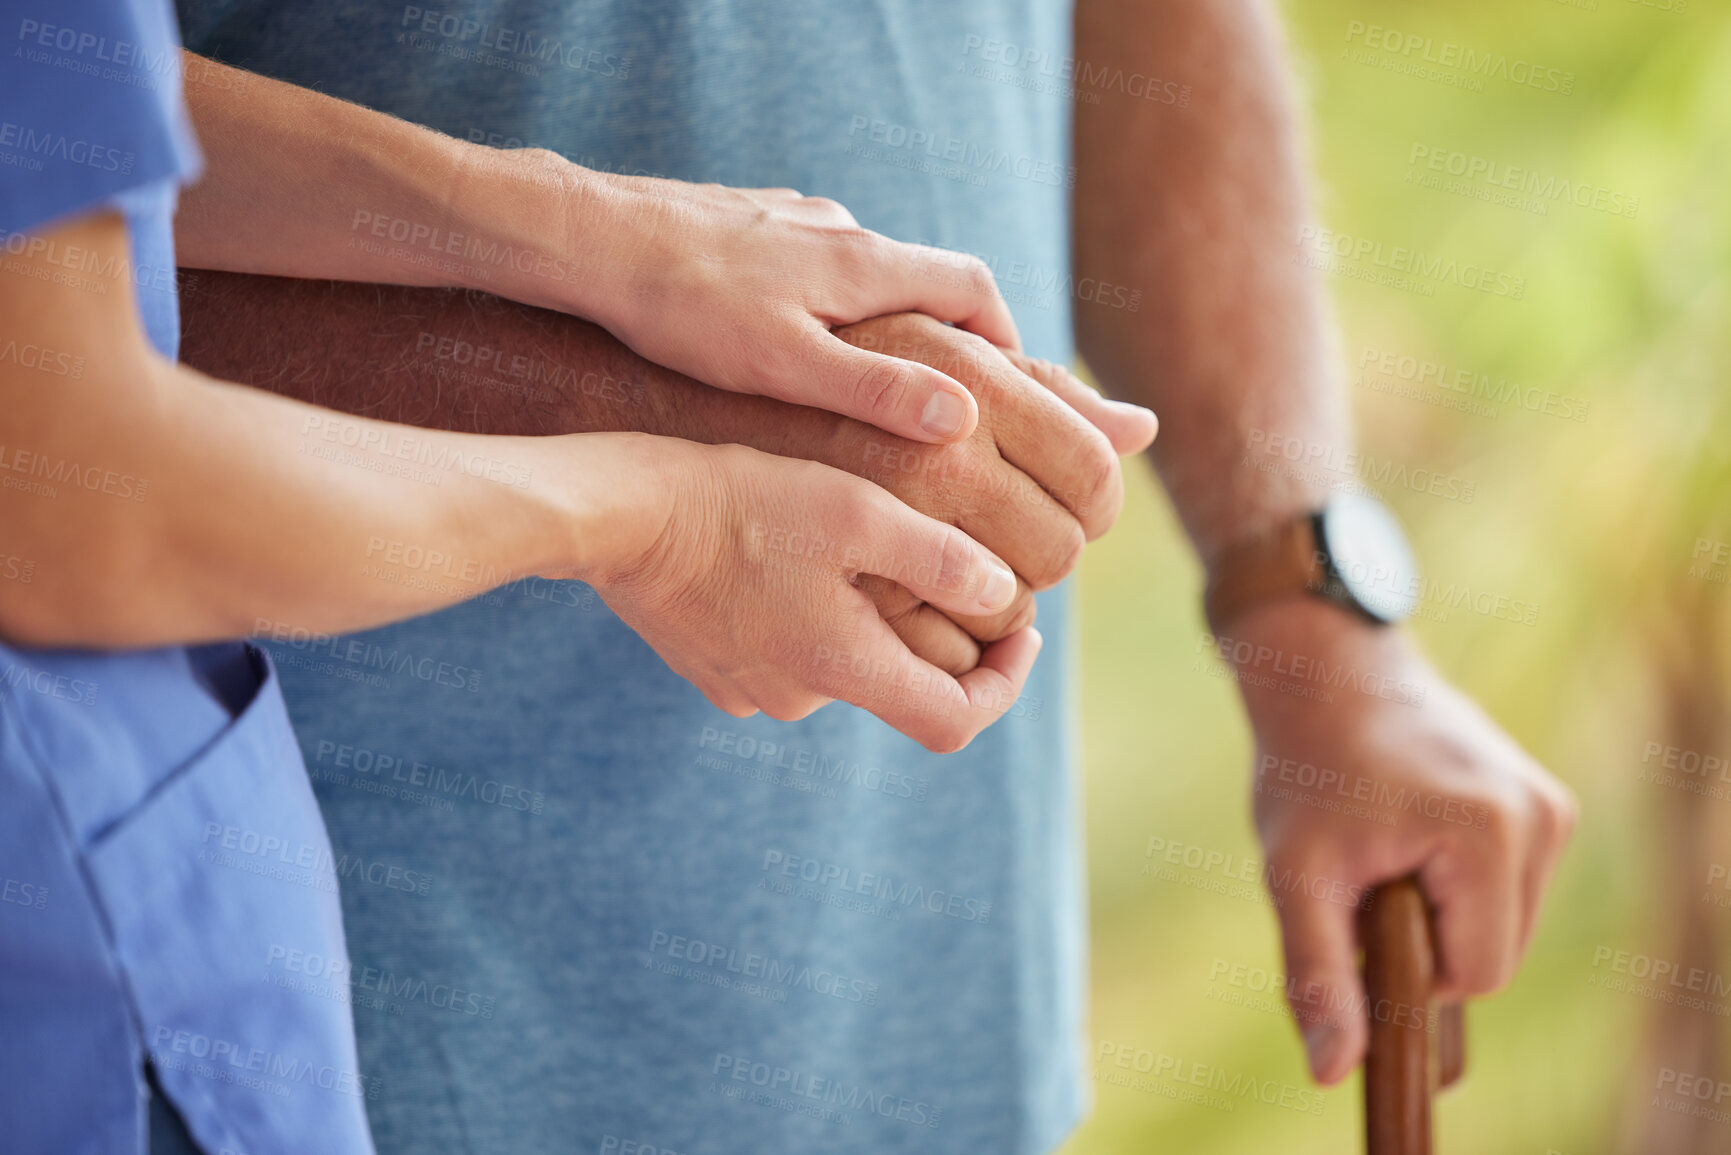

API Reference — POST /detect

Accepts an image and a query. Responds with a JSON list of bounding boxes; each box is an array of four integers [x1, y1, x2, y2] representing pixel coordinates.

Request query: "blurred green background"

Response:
[[1062, 2, 1731, 1152]]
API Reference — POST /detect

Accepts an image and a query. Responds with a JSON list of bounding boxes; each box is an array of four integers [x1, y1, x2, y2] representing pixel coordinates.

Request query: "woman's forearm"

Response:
[[173, 51, 603, 311], [0, 216, 663, 649]]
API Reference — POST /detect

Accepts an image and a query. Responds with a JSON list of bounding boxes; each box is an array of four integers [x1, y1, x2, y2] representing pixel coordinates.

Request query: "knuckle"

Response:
[[850, 355, 916, 426], [933, 523, 981, 599], [957, 254, 999, 297], [1024, 520, 1086, 591], [1072, 431, 1122, 534], [1545, 782, 1580, 841], [819, 476, 882, 565], [803, 195, 852, 218], [992, 589, 1039, 638], [761, 690, 824, 722], [1465, 951, 1515, 996], [1479, 796, 1521, 847]]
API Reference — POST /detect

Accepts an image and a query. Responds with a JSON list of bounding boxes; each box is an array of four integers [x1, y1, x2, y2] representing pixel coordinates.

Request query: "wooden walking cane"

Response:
[[1362, 876, 1466, 1155]]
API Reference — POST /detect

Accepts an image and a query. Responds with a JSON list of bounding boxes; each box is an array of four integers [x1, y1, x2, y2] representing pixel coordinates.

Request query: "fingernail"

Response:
[[1303, 1024, 1343, 1080], [978, 562, 1016, 612], [920, 389, 968, 438], [1106, 399, 1155, 419]]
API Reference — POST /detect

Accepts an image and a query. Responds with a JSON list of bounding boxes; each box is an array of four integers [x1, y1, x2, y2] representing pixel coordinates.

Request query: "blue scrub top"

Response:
[[0, 2, 375, 1152]]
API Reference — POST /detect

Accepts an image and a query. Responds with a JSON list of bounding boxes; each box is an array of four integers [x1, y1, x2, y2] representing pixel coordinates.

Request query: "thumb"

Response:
[[1274, 880, 1368, 1085], [779, 327, 979, 444]]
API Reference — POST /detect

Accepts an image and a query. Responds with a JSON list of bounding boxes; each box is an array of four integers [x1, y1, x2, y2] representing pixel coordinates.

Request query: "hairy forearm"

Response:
[[1073, 0, 1350, 566], [176, 269, 836, 449]]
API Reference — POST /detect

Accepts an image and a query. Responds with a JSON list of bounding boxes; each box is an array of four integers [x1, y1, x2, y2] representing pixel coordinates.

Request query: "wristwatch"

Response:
[[1203, 494, 1420, 633]]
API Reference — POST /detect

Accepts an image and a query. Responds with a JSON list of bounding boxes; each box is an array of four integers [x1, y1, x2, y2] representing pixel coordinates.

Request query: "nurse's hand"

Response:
[[562, 436, 1043, 751], [175, 55, 1017, 445], [536, 163, 1020, 445]]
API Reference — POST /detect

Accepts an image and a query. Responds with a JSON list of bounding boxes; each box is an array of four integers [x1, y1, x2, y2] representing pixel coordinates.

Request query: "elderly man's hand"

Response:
[[825, 314, 1156, 672], [1215, 598, 1577, 1085]]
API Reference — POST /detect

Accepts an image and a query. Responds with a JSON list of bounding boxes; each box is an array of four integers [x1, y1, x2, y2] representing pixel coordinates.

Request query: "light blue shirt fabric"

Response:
[[177, 3, 1088, 1152], [0, 3, 374, 1151]]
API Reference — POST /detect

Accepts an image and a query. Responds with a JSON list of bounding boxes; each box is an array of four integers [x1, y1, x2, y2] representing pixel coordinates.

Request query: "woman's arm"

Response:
[[3, 212, 639, 646], [173, 51, 1033, 445], [0, 212, 1035, 750]]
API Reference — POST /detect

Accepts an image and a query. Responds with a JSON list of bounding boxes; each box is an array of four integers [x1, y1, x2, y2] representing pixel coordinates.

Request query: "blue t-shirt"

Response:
[[1, 4, 374, 1152], [178, 3, 1086, 1152]]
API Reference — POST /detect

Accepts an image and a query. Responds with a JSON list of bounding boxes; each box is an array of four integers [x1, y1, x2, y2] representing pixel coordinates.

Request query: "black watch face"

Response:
[[1318, 495, 1420, 623]]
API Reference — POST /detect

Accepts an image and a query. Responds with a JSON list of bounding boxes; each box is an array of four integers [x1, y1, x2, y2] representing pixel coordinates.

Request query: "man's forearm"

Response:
[[1074, 0, 1350, 566], [178, 270, 818, 445]]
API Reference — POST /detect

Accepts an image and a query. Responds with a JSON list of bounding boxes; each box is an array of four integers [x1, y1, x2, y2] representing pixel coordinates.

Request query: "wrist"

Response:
[[443, 143, 618, 315], [518, 431, 689, 589], [1211, 596, 1424, 723]]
